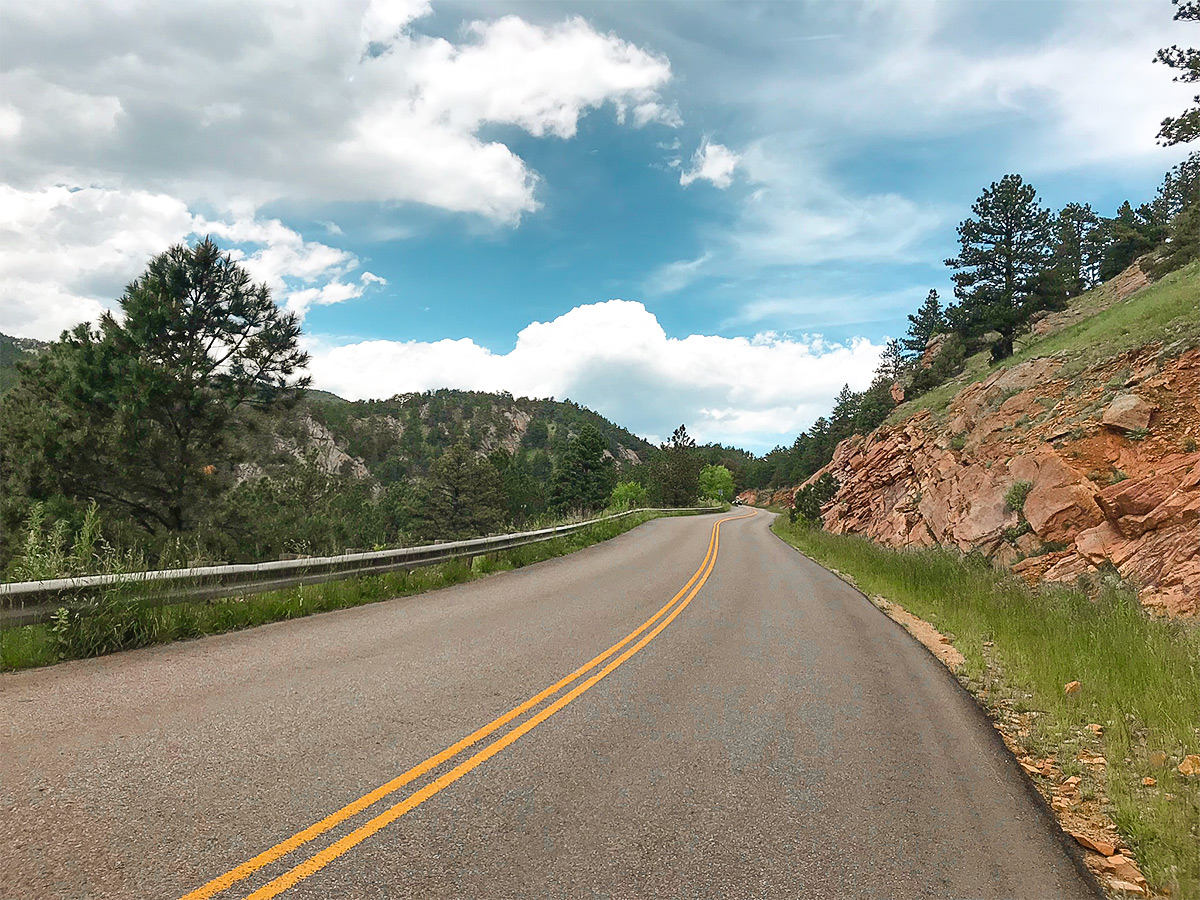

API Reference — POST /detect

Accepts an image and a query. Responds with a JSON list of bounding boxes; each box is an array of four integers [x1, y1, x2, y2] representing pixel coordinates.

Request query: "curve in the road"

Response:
[[183, 510, 757, 900]]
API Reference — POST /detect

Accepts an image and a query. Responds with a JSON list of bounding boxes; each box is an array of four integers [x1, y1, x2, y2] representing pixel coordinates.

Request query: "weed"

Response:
[[950, 431, 967, 451], [1004, 481, 1034, 513], [1185, 439, 1198, 453], [1109, 468, 1129, 485], [1127, 427, 1151, 442], [1003, 521, 1032, 544]]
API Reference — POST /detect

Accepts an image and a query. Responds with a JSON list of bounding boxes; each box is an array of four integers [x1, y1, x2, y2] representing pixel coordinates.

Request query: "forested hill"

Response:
[[0, 331, 672, 567], [0, 337, 653, 472], [0, 333, 48, 393], [303, 387, 656, 481]]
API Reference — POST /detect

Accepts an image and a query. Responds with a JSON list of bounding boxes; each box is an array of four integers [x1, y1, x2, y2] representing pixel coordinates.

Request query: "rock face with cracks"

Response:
[[744, 344, 1200, 617]]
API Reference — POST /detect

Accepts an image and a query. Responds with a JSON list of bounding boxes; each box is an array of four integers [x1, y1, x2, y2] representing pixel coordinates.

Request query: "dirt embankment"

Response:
[[743, 344, 1200, 616]]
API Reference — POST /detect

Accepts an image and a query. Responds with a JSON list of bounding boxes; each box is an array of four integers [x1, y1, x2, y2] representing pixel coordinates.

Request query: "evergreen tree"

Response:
[[489, 449, 545, 527], [549, 424, 615, 514], [0, 238, 308, 535], [874, 338, 909, 384], [1151, 151, 1200, 275], [1097, 201, 1164, 281], [414, 444, 507, 540], [829, 384, 861, 444], [1157, 0, 1200, 146], [901, 290, 946, 357], [944, 174, 1055, 359], [1050, 203, 1102, 297], [655, 424, 703, 507]]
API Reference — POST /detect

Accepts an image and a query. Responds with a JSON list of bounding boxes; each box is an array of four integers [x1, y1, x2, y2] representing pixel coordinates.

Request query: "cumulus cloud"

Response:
[[308, 299, 883, 451], [679, 140, 740, 188], [0, 186, 384, 338], [1, 2, 677, 224]]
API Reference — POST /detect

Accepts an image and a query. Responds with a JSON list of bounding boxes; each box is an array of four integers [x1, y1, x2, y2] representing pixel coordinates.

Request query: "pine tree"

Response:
[[1157, 0, 1200, 146], [0, 238, 308, 534], [874, 338, 909, 384], [1151, 152, 1200, 274], [944, 174, 1055, 359], [549, 424, 615, 514], [901, 290, 946, 358], [655, 424, 702, 507], [1050, 203, 1102, 297], [1097, 201, 1164, 282], [415, 443, 508, 540], [829, 384, 861, 444]]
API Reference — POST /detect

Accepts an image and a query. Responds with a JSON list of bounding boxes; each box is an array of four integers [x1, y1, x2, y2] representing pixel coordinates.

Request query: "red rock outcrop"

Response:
[[788, 345, 1200, 617]]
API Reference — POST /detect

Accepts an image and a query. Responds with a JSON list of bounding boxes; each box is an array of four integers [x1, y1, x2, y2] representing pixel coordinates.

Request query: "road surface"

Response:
[[0, 510, 1099, 899]]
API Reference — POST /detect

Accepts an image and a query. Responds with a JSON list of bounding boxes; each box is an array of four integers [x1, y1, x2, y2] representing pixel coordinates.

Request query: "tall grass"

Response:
[[0, 508, 704, 672], [772, 520, 1200, 896], [891, 262, 1200, 425]]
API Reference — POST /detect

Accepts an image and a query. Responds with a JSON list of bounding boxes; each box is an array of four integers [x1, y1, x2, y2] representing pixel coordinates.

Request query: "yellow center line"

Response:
[[242, 509, 753, 900], [181, 510, 752, 900]]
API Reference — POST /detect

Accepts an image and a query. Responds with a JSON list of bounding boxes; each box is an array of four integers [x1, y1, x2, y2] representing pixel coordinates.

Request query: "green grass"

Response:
[[891, 262, 1200, 424], [0, 509, 712, 672], [772, 519, 1200, 897]]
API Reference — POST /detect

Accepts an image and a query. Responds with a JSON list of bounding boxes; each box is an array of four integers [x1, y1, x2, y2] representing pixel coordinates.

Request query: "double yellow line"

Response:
[[182, 509, 755, 900]]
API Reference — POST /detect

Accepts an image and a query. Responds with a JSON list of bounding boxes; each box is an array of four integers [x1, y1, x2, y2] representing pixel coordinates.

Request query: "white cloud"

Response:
[[733, 142, 943, 265], [782, 1, 1190, 167], [0, 186, 383, 339], [1, 3, 677, 225], [679, 140, 740, 188], [643, 252, 711, 296], [308, 299, 882, 451]]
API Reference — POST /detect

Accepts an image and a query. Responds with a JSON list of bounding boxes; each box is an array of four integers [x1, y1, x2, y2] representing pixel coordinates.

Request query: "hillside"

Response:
[[0, 336, 665, 565], [303, 388, 654, 481], [0, 336, 654, 479], [0, 333, 49, 394], [743, 261, 1200, 617]]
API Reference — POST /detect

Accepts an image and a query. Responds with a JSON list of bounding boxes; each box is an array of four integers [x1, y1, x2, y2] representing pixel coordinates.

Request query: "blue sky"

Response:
[[0, 0, 1193, 452]]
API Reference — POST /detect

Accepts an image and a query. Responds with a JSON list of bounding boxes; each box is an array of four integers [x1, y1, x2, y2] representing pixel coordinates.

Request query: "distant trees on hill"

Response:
[[740, 148, 1200, 495]]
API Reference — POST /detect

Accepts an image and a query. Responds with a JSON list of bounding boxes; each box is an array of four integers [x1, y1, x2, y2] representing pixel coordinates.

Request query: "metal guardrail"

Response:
[[0, 507, 723, 628]]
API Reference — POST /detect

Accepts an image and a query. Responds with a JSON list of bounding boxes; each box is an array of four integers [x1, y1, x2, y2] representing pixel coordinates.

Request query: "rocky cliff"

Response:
[[744, 266, 1200, 616]]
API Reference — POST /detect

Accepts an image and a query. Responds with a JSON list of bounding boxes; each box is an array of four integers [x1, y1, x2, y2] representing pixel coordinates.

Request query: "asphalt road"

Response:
[[0, 510, 1100, 900]]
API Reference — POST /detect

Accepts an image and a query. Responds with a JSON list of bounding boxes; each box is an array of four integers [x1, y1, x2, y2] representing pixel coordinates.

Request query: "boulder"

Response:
[[890, 381, 905, 404], [920, 333, 950, 369], [1010, 451, 1103, 543], [1102, 394, 1156, 432]]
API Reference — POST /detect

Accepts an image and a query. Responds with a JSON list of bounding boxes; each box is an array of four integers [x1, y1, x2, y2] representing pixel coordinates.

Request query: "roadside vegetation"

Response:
[[772, 518, 1200, 897], [893, 260, 1200, 425], [1, 507, 720, 672], [738, 149, 1199, 494], [0, 238, 732, 575]]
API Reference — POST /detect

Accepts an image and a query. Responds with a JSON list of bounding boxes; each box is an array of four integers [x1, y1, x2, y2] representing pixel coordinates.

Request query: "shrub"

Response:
[[908, 333, 967, 398], [790, 473, 839, 525], [1004, 480, 1034, 513], [609, 481, 648, 510]]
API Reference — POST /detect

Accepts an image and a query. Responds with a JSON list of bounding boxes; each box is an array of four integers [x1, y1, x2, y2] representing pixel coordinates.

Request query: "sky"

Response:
[[0, 0, 1193, 454]]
